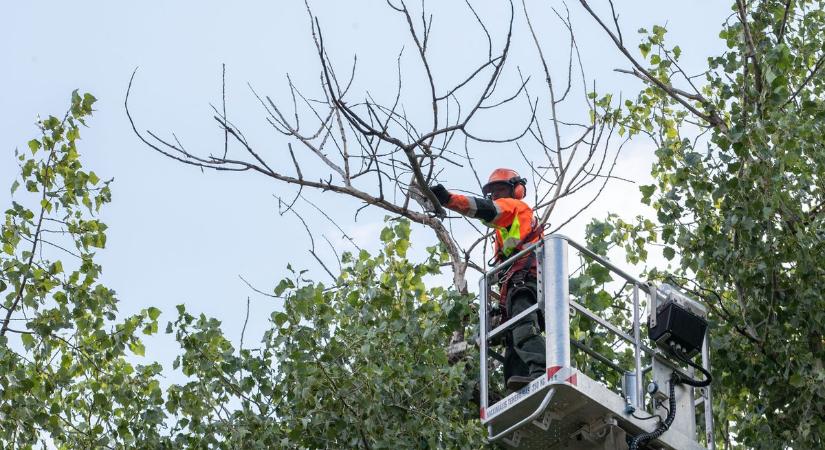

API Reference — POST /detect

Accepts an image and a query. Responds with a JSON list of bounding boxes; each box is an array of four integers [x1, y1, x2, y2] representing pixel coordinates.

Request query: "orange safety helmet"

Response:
[[482, 168, 527, 200]]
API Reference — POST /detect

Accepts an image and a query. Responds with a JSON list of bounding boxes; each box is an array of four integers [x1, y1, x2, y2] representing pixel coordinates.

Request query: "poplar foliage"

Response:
[[164, 220, 484, 449], [0, 97, 482, 448], [0, 92, 167, 448], [588, 1, 825, 447]]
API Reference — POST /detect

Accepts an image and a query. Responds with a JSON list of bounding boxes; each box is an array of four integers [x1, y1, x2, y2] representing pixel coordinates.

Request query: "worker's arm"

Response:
[[430, 184, 514, 223]]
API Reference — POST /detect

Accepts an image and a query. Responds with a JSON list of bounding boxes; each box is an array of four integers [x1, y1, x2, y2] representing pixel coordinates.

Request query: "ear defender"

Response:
[[512, 177, 527, 199]]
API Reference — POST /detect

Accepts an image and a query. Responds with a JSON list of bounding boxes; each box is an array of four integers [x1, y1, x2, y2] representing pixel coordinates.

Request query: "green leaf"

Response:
[[10, 180, 20, 194], [684, 152, 702, 167], [143, 321, 158, 335], [396, 238, 410, 257], [147, 307, 161, 321], [28, 139, 41, 154], [591, 290, 613, 310], [129, 341, 145, 356], [71, 89, 82, 112], [765, 68, 777, 86], [83, 92, 97, 110], [652, 24, 667, 39], [21, 333, 35, 350], [639, 185, 656, 205], [589, 264, 613, 284], [274, 279, 294, 296], [663, 246, 675, 260], [272, 312, 288, 326], [639, 42, 651, 59], [394, 220, 411, 240]]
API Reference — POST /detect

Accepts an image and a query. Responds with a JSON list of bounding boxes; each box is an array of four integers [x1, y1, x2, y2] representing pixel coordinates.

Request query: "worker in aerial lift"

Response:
[[430, 168, 546, 390]]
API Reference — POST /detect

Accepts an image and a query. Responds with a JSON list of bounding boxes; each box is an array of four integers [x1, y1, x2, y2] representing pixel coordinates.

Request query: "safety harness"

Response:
[[494, 220, 547, 319]]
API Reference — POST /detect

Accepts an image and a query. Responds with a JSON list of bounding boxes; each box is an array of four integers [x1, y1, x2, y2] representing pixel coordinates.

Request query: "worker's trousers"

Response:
[[503, 287, 547, 380]]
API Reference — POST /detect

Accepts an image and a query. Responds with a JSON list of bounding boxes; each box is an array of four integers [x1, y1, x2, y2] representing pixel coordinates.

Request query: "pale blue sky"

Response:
[[1, 1, 732, 373]]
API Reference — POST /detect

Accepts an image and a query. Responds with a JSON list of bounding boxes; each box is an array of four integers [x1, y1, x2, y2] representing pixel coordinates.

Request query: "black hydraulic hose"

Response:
[[627, 377, 677, 450], [627, 349, 712, 449], [672, 349, 713, 388]]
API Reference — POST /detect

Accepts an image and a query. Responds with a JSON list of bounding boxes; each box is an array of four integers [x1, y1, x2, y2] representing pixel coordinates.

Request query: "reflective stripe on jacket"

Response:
[[445, 194, 541, 259]]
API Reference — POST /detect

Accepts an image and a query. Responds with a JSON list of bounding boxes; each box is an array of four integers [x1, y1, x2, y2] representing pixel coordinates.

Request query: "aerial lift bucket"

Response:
[[478, 235, 714, 449]]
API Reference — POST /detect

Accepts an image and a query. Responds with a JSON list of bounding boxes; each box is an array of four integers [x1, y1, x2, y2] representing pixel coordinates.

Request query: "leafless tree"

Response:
[[126, 0, 626, 295]]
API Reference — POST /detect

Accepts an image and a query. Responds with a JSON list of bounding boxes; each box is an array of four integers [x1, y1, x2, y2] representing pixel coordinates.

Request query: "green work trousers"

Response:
[[503, 287, 547, 380]]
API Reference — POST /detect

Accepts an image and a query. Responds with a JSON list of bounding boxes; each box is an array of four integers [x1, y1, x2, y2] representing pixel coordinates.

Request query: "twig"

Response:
[[238, 275, 281, 299], [222, 63, 228, 159], [240, 296, 250, 351]]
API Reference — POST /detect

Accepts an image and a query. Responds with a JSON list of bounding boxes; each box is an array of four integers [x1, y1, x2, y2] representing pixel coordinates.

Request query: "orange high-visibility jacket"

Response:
[[445, 194, 542, 261]]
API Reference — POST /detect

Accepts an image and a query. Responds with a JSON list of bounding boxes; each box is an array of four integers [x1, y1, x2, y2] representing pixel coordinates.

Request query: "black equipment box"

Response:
[[648, 301, 707, 358]]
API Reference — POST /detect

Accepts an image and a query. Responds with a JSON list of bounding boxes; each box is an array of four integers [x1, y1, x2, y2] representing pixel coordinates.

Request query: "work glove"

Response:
[[429, 184, 451, 206]]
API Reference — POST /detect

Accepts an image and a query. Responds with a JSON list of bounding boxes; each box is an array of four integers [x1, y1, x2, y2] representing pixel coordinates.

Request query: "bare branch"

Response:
[[577, 0, 726, 129], [238, 275, 281, 299], [222, 63, 228, 159], [240, 296, 250, 351], [288, 204, 337, 282]]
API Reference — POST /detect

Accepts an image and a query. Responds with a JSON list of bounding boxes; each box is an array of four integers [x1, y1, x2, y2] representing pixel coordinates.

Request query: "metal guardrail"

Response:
[[487, 388, 557, 442]]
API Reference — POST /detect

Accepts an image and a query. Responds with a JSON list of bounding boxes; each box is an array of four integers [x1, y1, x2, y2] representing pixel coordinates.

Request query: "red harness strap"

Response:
[[494, 222, 546, 315]]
